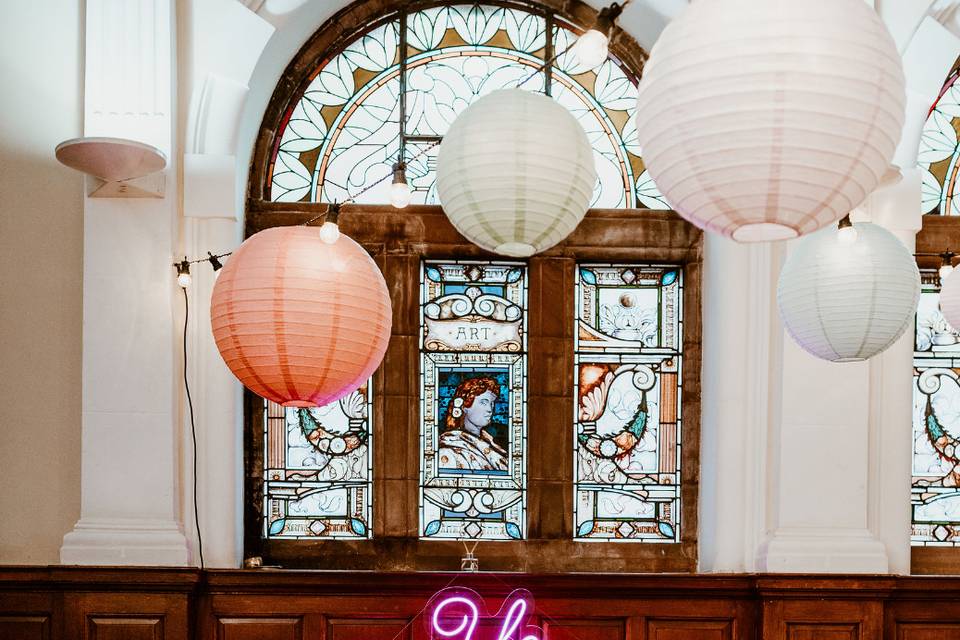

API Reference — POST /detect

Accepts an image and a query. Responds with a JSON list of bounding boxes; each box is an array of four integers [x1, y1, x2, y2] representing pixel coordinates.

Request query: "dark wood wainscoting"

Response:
[[2, 568, 960, 640]]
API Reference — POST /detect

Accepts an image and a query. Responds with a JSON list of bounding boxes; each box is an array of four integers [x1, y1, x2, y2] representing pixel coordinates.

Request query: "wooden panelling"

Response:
[[216, 618, 303, 640], [782, 624, 859, 640], [3, 569, 960, 640], [646, 619, 734, 640], [895, 625, 960, 640], [87, 617, 163, 640], [64, 592, 188, 640], [0, 616, 50, 640], [886, 594, 960, 640], [328, 618, 410, 640], [763, 600, 882, 640]]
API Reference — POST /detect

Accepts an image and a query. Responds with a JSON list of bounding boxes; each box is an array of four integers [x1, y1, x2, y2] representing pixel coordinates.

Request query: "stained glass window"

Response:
[[269, 2, 668, 210], [574, 264, 683, 542], [263, 383, 373, 539], [919, 59, 959, 215], [419, 261, 527, 540], [912, 274, 960, 546]]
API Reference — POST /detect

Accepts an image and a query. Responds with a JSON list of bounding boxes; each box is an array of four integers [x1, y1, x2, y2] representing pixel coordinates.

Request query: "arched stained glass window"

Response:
[[269, 2, 669, 210], [920, 57, 960, 215]]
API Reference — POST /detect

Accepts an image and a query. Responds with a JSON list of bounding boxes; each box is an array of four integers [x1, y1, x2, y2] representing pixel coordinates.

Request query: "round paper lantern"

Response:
[[777, 222, 920, 362], [210, 226, 391, 407], [940, 269, 960, 331], [436, 88, 597, 257], [635, 0, 905, 242]]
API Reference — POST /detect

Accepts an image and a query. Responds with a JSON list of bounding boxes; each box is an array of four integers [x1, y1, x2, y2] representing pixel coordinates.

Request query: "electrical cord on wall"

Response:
[[182, 287, 205, 569]]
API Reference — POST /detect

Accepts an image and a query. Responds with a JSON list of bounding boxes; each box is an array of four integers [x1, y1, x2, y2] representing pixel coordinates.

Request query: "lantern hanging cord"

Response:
[[181, 287, 205, 569]]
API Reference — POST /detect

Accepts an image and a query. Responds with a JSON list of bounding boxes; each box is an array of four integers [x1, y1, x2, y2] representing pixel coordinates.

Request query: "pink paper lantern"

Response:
[[210, 226, 392, 407]]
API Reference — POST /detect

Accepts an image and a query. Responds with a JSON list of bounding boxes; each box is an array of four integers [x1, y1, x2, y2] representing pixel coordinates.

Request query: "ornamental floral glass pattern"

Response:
[[269, 3, 668, 210], [919, 58, 959, 215], [263, 383, 373, 539], [419, 261, 527, 540], [913, 274, 960, 546], [574, 265, 683, 542]]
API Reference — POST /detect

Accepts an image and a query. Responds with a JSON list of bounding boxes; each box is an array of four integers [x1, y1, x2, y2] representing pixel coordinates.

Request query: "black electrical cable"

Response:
[[182, 287, 205, 569]]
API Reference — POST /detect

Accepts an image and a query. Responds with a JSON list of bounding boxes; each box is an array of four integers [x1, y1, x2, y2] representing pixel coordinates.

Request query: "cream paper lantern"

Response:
[[939, 269, 960, 331], [777, 222, 920, 362], [436, 89, 597, 257], [635, 0, 906, 242]]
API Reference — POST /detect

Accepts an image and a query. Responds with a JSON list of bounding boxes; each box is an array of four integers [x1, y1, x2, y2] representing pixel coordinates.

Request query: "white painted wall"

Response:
[[0, 0, 84, 563], [1, 0, 958, 570]]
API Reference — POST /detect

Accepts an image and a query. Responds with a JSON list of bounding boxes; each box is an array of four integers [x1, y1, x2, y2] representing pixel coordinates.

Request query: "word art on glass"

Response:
[[913, 272, 960, 546], [574, 264, 683, 542], [262, 383, 373, 539], [420, 261, 527, 540]]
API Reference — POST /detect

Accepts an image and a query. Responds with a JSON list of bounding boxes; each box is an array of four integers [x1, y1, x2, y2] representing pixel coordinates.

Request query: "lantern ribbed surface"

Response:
[[436, 89, 597, 257], [210, 226, 392, 407], [777, 222, 920, 363], [635, 0, 906, 242], [940, 271, 960, 331]]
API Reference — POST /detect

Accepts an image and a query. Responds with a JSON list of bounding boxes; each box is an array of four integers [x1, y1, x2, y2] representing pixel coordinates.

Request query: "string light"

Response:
[[319, 203, 341, 244], [940, 251, 955, 283], [837, 214, 857, 245], [574, 2, 626, 68], [390, 162, 412, 209], [176, 258, 192, 288]]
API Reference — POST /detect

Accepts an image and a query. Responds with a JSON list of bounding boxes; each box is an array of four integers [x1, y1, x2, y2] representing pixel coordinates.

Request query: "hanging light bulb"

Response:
[[319, 203, 341, 244], [390, 161, 411, 209], [940, 251, 955, 283], [175, 258, 192, 288], [837, 214, 857, 245], [574, 3, 624, 69]]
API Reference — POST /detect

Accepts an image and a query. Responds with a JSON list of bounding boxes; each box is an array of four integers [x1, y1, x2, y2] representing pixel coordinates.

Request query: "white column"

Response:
[[180, 154, 244, 568], [60, 0, 189, 565], [698, 238, 778, 572]]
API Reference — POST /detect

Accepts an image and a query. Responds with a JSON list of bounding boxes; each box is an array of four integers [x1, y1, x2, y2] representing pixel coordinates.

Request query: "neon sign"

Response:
[[427, 588, 541, 640]]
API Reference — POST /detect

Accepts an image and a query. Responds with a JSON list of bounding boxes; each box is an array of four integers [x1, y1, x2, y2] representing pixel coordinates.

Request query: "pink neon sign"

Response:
[[426, 588, 541, 640]]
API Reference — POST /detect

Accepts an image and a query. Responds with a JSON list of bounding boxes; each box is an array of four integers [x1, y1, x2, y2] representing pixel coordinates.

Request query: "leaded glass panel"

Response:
[[268, 3, 668, 210], [919, 59, 959, 215], [419, 261, 527, 540], [263, 383, 373, 539], [913, 274, 960, 546], [574, 264, 682, 542]]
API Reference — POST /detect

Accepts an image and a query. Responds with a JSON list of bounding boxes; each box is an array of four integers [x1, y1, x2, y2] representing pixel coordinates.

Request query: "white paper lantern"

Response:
[[436, 89, 597, 257], [777, 222, 920, 362], [940, 270, 960, 331], [635, 0, 905, 242]]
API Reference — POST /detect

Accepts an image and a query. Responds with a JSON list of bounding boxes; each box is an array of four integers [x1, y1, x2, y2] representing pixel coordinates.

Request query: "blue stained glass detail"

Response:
[[420, 260, 528, 541], [911, 273, 960, 546], [262, 383, 374, 540], [574, 264, 684, 542], [657, 521, 675, 538]]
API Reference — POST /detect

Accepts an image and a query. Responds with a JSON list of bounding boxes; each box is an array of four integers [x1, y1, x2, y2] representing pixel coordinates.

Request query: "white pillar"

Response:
[[698, 239, 778, 572], [60, 0, 189, 565], [180, 153, 244, 568]]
